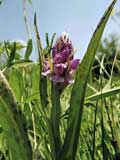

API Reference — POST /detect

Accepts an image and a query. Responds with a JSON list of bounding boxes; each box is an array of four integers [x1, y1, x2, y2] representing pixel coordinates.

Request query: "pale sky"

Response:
[[0, 0, 120, 60]]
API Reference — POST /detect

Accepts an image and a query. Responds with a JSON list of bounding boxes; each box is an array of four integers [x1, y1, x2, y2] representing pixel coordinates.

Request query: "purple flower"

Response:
[[53, 54, 63, 64], [54, 64, 65, 75], [42, 32, 80, 85], [52, 32, 73, 60], [70, 59, 80, 70]]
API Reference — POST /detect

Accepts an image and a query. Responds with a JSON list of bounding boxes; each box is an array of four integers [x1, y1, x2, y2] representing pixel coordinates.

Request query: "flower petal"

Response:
[[54, 64, 64, 75], [70, 59, 80, 70]]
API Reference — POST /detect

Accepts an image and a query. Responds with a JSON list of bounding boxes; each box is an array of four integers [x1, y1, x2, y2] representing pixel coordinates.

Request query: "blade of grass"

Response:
[[34, 14, 55, 159], [85, 86, 120, 102], [34, 14, 48, 109], [92, 101, 98, 160]]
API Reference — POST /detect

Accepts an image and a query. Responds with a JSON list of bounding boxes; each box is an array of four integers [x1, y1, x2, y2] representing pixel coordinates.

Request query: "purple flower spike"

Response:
[[42, 32, 80, 85], [54, 64, 64, 75], [53, 32, 74, 59], [53, 54, 63, 64]]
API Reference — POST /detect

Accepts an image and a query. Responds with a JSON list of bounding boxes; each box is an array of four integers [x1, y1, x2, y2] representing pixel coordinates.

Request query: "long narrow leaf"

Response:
[[0, 97, 30, 160], [7, 42, 16, 67], [25, 38, 33, 60], [85, 86, 120, 102], [34, 14, 48, 108], [34, 14, 55, 159], [0, 70, 32, 160], [60, 1, 117, 160]]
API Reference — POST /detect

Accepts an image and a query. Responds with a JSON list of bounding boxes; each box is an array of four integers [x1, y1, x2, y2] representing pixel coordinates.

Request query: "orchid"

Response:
[[42, 32, 80, 85]]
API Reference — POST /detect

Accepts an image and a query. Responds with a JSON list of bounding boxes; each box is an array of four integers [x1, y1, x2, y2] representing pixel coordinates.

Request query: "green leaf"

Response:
[[24, 91, 40, 103], [16, 41, 26, 50], [31, 64, 40, 94], [34, 13, 43, 71], [9, 69, 24, 101], [11, 59, 33, 68], [0, 97, 30, 160], [34, 14, 48, 108], [85, 87, 120, 102], [25, 39, 33, 60], [50, 33, 56, 48], [0, 70, 32, 160], [34, 14, 55, 159], [46, 33, 50, 47], [7, 42, 16, 67], [60, 1, 117, 160]]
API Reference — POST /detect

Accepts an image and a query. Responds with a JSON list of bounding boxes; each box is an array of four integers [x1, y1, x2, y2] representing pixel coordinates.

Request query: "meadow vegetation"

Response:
[[0, 0, 120, 159]]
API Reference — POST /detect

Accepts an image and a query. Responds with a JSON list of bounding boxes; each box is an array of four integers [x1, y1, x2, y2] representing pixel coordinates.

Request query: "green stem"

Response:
[[92, 101, 98, 160], [50, 83, 62, 160]]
